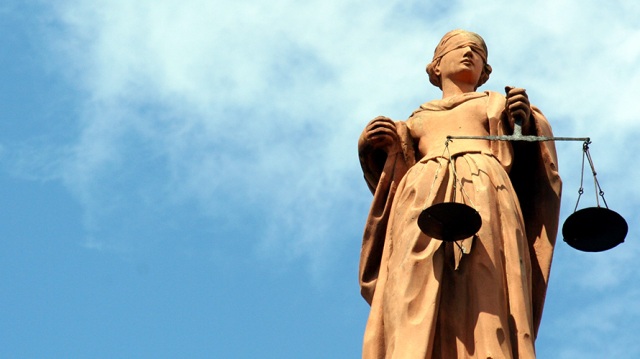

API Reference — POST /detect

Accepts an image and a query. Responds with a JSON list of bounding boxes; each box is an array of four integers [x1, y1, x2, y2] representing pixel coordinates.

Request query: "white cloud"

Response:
[[542, 285, 640, 358], [0, 0, 629, 354], [33, 0, 640, 328]]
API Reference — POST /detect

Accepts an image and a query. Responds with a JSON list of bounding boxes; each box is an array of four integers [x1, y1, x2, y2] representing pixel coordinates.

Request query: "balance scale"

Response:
[[417, 87, 628, 252]]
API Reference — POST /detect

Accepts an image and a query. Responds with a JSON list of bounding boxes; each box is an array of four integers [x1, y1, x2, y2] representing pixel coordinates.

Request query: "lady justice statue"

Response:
[[357, 29, 562, 358]]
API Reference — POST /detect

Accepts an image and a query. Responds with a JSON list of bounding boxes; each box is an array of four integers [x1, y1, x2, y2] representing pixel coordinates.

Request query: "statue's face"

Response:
[[435, 44, 484, 88]]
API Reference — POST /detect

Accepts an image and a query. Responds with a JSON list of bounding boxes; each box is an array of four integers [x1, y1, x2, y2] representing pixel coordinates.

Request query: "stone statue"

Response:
[[357, 29, 562, 358]]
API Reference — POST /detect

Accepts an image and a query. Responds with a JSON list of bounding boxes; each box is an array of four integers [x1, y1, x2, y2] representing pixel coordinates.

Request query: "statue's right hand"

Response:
[[362, 116, 399, 152]]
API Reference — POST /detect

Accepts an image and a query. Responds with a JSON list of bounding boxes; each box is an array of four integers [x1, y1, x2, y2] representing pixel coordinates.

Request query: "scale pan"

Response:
[[562, 207, 627, 252], [418, 202, 482, 242]]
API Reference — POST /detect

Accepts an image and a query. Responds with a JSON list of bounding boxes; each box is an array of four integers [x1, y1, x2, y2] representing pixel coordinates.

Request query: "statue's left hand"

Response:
[[505, 87, 532, 133]]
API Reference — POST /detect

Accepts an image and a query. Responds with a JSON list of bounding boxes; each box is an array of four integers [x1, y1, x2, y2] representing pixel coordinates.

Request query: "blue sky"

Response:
[[2, 0, 640, 358]]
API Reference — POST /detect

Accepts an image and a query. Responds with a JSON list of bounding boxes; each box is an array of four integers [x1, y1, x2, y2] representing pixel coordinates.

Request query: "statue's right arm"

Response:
[[358, 116, 400, 193]]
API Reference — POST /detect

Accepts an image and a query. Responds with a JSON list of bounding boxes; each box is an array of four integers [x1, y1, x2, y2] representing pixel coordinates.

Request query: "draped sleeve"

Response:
[[357, 121, 415, 304], [486, 91, 563, 336]]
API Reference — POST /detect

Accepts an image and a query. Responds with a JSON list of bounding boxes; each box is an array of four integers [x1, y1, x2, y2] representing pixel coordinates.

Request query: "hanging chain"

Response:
[[427, 140, 451, 202], [583, 141, 609, 209], [443, 139, 473, 254], [575, 140, 608, 212], [574, 142, 587, 212], [445, 141, 458, 203], [444, 139, 477, 209]]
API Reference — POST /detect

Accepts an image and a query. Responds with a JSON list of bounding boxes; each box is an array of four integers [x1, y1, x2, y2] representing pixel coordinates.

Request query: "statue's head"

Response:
[[426, 29, 492, 90]]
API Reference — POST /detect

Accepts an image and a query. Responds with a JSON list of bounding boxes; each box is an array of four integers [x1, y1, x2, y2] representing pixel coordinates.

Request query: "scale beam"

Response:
[[441, 132, 626, 252], [447, 135, 591, 142]]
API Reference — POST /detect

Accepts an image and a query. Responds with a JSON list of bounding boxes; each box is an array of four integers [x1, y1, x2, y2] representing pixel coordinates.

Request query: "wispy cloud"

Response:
[[0, 0, 635, 354], [541, 285, 640, 358], [23, 0, 639, 286]]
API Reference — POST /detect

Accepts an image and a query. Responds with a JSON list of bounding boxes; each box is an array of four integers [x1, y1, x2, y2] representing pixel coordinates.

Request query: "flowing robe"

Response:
[[358, 91, 562, 358]]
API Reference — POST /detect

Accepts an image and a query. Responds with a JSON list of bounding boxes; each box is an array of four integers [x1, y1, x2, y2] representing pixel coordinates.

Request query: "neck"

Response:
[[440, 79, 476, 99]]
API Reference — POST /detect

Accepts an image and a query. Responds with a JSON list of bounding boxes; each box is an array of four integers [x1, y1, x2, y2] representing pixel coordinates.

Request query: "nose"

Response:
[[462, 46, 474, 56]]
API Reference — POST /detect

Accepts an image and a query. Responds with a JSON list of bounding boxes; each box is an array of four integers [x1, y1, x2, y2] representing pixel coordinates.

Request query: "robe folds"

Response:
[[358, 91, 562, 359]]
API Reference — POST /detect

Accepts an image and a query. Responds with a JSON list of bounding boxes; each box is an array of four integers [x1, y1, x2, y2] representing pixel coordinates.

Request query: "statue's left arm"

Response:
[[510, 103, 563, 337], [486, 91, 562, 336], [358, 120, 415, 304]]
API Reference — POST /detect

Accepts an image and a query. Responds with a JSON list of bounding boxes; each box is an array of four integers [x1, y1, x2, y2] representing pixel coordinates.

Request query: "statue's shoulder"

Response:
[[483, 90, 508, 100], [482, 90, 508, 113], [484, 90, 501, 96]]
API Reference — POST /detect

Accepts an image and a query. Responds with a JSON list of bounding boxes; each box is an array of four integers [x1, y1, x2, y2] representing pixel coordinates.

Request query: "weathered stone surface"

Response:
[[357, 30, 562, 358]]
